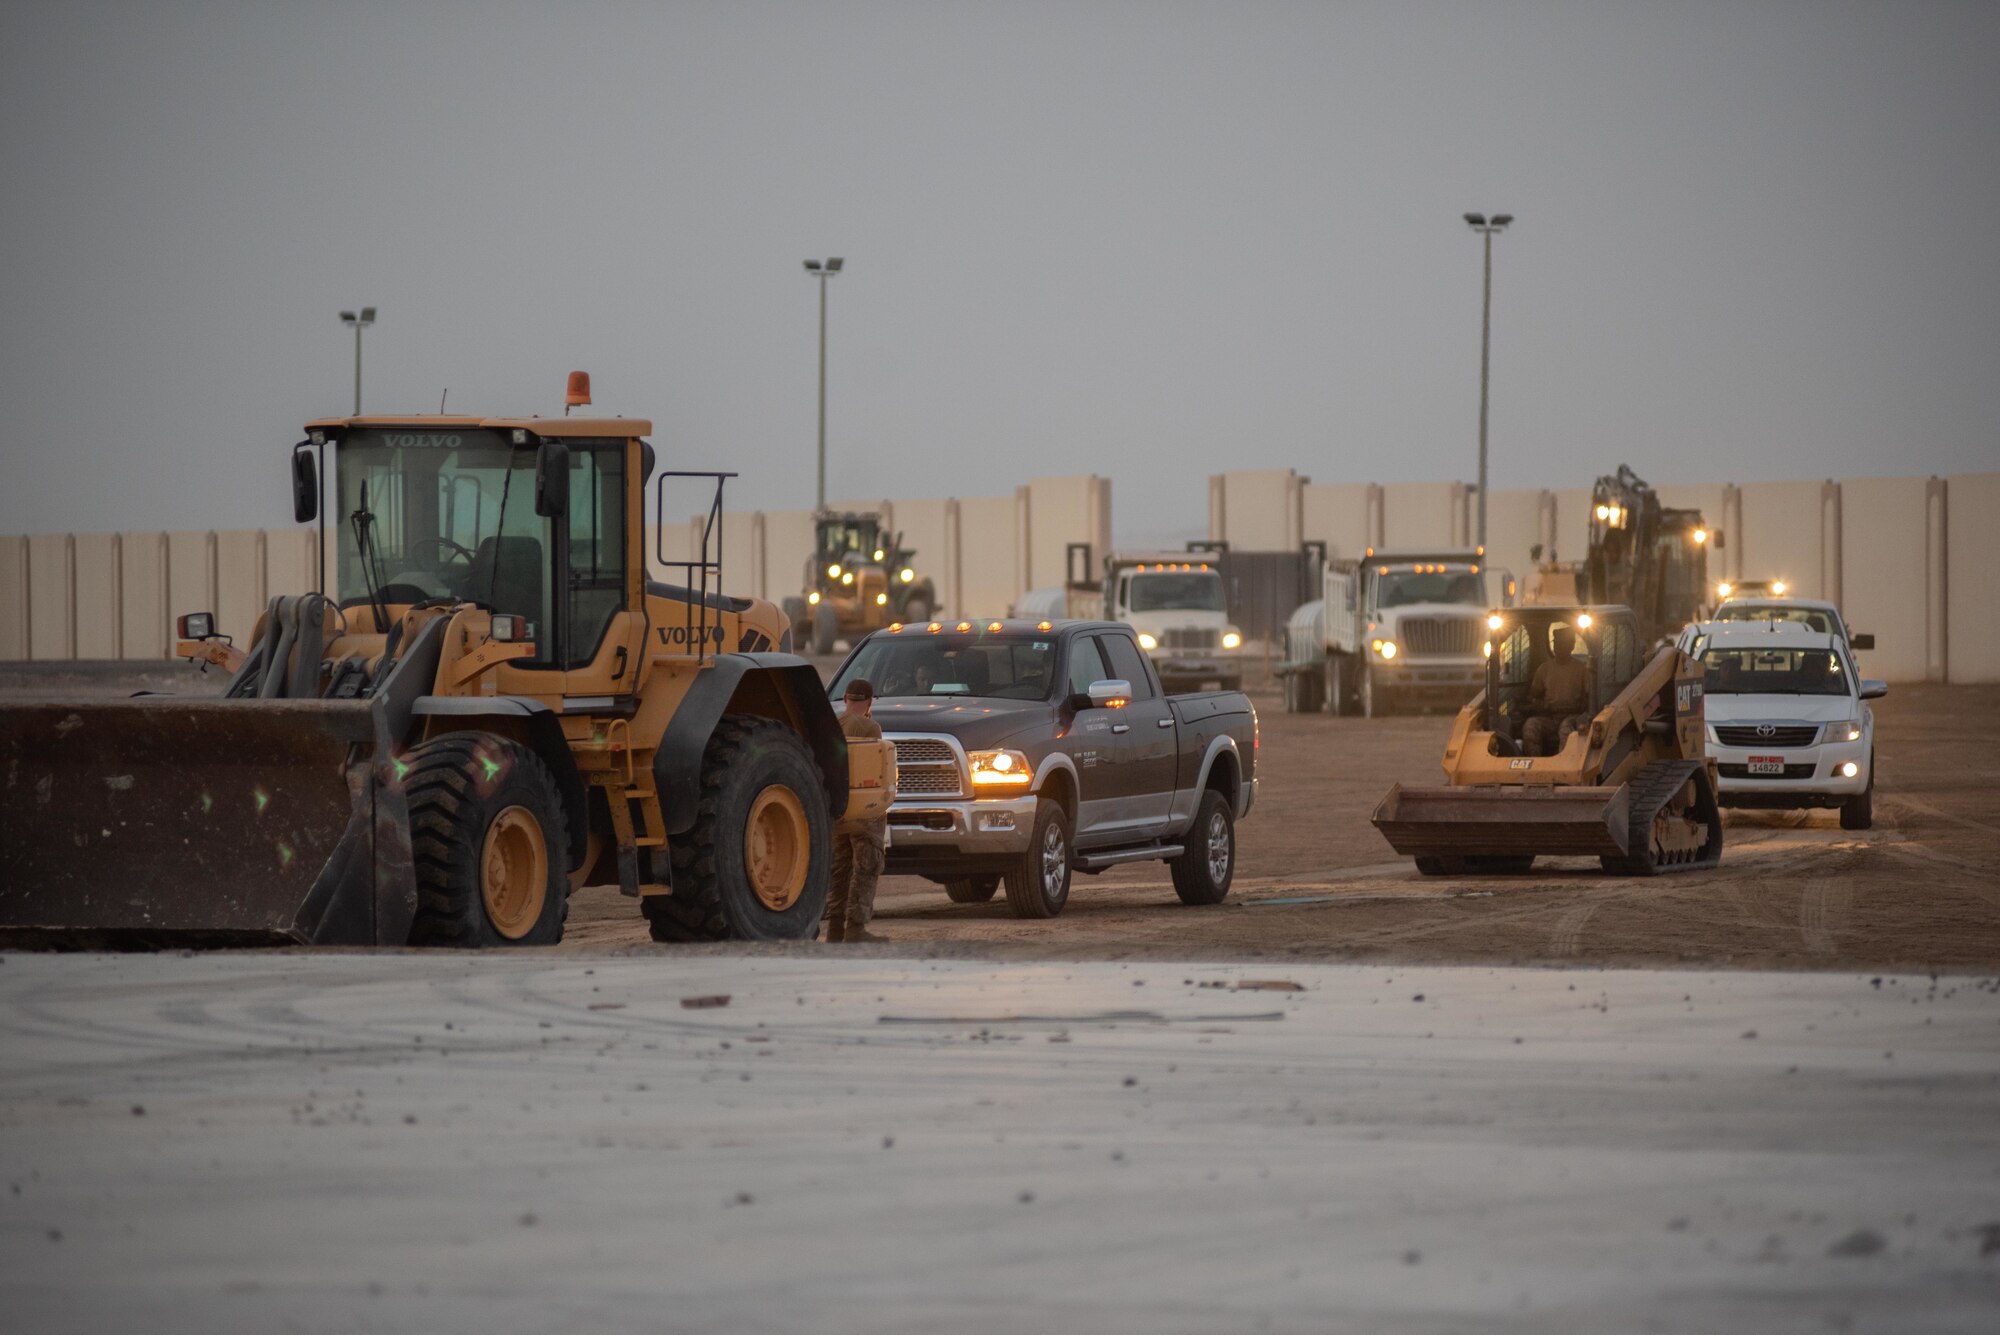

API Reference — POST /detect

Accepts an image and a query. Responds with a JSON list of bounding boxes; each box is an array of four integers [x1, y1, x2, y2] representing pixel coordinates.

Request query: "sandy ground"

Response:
[[562, 679, 2000, 973], [4, 660, 1994, 971], [3, 953, 1997, 1334]]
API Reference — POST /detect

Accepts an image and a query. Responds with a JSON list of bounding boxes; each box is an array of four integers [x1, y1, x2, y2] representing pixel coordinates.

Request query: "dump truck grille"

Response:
[[1718, 763, 1818, 780], [1715, 725, 1820, 748], [888, 736, 963, 797], [1159, 628, 1219, 650], [1401, 617, 1482, 656]]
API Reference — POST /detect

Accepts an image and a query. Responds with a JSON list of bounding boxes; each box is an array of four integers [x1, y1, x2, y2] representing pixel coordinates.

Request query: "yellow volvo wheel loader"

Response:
[[1372, 605, 1723, 876], [0, 374, 894, 947]]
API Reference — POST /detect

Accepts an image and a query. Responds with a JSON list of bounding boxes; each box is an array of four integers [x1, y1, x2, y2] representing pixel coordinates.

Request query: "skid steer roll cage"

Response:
[[654, 470, 738, 666]]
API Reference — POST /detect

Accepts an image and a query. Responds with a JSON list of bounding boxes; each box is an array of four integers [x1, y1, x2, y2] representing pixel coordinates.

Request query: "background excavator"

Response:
[[1525, 465, 1713, 644], [0, 373, 895, 948], [1372, 604, 1723, 876]]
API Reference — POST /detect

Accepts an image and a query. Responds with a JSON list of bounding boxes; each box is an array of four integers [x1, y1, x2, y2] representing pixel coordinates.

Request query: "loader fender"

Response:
[[410, 696, 588, 871], [655, 653, 846, 836]]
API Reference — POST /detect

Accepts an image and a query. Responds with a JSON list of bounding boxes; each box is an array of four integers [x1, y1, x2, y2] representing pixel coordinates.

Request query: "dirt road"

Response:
[[566, 681, 2000, 971]]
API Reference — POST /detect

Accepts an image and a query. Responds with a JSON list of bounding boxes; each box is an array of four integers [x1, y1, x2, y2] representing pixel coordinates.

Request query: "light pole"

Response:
[[802, 259, 843, 511], [339, 307, 377, 415], [1462, 214, 1512, 551]]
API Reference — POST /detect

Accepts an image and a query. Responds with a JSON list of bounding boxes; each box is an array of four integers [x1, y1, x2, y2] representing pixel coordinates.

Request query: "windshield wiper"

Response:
[[349, 479, 391, 632]]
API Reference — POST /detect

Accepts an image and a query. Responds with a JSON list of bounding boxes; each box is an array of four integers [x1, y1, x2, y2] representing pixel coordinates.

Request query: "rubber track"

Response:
[[1615, 759, 1723, 877]]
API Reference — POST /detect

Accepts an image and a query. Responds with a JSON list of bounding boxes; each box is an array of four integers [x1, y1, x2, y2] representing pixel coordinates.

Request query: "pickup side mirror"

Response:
[[1860, 679, 1888, 700], [534, 441, 571, 518], [290, 444, 318, 523], [1087, 678, 1132, 710], [1850, 633, 1875, 651]]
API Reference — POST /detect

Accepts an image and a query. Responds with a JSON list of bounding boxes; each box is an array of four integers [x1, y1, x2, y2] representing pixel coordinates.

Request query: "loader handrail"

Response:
[[653, 470, 738, 665]]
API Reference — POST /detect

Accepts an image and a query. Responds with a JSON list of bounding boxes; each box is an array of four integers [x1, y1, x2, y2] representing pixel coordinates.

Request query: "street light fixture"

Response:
[[802, 259, 844, 511], [1463, 214, 1512, 550], [339, 307, 377, 415]]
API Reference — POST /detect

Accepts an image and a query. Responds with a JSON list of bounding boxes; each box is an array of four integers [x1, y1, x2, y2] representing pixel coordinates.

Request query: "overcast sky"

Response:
[[2, 1, 1995, 545]]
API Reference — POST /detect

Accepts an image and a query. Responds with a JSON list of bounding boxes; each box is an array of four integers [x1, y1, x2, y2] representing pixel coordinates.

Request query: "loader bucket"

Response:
[[1372, 782, 1632, 860], [0, 698, 416, 948]]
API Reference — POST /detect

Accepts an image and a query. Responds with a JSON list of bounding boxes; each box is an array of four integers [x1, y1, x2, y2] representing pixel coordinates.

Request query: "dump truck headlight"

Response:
[[900, 567, 916, 582], [1222, 631, 1242, 649], [1574, 613, 1593, 630], [1487, 613, 1504, 630], [1137, 633, 1158, 650], [1376, 640, 1398, 659], [969, 749, 1033, 787]]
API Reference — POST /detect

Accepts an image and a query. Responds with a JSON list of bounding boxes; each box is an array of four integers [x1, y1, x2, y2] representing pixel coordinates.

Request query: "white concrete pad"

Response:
[[1, 954, 1997, 1333]]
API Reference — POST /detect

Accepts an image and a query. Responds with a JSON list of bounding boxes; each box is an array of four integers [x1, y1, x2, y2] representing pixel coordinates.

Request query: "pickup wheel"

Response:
[[1169, 788, 1236, 905], [1003, 800, 1073, 918], [1839, 758, 1874, 830], [944, 875, 1000, 903]]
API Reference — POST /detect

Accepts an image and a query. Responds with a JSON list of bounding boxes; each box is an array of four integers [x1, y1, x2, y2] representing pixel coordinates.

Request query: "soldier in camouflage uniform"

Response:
[[826, 679, 888, 943]]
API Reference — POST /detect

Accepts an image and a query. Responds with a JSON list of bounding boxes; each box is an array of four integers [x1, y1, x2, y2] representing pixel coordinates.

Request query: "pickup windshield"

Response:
[[833, 633, 1058, 701], [1700, 647, 1851, 696], [1126, 572, 1225, 612], [1374, 566, 1485, 609]]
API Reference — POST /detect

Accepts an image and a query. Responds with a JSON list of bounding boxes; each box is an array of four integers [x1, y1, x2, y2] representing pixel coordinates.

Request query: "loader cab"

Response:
[[1482, 606, 1643, 747], [313, 421, 639, 675]]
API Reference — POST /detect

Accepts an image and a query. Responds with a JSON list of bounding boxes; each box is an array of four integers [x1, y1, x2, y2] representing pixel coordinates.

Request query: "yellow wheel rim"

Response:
[[744, 785, 810, 912], [480, 805, 548, 940]]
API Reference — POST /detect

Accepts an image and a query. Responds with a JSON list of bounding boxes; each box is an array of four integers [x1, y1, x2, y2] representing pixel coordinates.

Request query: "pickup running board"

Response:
[[1074, 843, 1185, 872]]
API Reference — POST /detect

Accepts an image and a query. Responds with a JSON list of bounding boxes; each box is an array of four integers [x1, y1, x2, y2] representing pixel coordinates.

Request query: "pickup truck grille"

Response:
[[888, 736, 963, 797], [1400, 616, 1481, 657], [1159, 628, 1219, 650], [1715, 724, 1820, 748]]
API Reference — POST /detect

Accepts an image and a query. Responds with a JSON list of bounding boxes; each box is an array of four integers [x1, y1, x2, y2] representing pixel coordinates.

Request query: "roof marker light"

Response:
[[956, 621, 972, 632], [988, 621, 1003, 632], [1036, 620, 1053, 632]]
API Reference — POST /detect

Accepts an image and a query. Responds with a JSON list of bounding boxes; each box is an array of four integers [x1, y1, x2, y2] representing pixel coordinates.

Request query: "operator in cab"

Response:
[[826, 679, 888, 943], [1520, 627, 1592, 756]]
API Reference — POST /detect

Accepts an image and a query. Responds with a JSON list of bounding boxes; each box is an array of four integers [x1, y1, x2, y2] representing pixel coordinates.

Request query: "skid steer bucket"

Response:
[[0, 698, 417, 948], [1372, 782, 1633, 860]]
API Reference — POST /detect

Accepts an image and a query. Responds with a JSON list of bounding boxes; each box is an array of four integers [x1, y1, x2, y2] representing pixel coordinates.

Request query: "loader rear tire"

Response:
[[643, 716, 831, 943], [812, 604, 839, 655], [405, 733, 571, 948]]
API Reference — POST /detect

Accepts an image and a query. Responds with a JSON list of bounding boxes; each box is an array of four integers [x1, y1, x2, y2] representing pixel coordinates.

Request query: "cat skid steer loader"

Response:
[[0, 374, 894, 947], [1372, 605, 1723, 876]]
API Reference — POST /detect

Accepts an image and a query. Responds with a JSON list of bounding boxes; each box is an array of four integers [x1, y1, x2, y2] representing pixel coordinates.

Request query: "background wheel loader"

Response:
[[1372, 605, 1724, 876], [782, 510, 938, 654], [0, 374, 895, 948]]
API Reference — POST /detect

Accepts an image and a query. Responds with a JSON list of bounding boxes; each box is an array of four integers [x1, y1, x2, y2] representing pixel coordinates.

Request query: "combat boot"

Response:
[[823, 918, 847, 943], [845, 924, 888, 944]]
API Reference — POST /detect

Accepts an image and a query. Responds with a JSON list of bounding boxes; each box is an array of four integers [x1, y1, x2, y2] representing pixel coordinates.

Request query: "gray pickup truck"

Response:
[[827, 619, 1258, 918]]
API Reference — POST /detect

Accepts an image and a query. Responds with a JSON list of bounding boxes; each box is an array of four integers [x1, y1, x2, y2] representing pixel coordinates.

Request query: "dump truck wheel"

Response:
[[1003, 800, 1073, 918], [643, 716, 831, 942], [1360, 664, 1381, 718], [405, 733, 571, 948], [944, 875, 1000, 903], [1169, 789, 1236, 905], [812, 604, 839, 655], [1327, 656, 1349, 716]]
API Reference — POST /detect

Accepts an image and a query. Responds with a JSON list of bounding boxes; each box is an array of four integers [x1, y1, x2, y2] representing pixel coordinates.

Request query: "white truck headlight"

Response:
[[1221, 630, 1242, 650], [1841, 722, 1862, 742], [1839, 761, 1859, 778], [969, 750, 1032, 788], [1137, 633, 1158, 650], [1375, 639, 1398, 660]]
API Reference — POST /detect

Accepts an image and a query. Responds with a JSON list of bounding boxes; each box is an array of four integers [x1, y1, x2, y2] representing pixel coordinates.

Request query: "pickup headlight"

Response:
[[1221, 630, 1242, 650], [1137, 633, 1158, 650], [968, 749, 1032, 788], [1838, 721, 1862, 742]]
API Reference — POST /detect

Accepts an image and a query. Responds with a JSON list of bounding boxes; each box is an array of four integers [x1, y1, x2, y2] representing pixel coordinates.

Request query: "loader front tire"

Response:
[[644, 716, 831, 943], [405, 733, 571, 948]]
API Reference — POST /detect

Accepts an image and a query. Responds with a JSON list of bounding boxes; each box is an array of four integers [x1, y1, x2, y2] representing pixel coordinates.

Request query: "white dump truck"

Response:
[[1016, 552, 1246, 692], [1279, 548, 1497, 717]]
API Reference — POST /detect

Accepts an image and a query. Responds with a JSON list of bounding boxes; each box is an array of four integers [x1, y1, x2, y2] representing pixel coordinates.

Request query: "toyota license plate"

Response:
[[1748, 755, 1785, 775]]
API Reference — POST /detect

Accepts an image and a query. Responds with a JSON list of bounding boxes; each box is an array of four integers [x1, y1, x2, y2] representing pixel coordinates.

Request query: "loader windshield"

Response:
[[332, 429, 627, 663]]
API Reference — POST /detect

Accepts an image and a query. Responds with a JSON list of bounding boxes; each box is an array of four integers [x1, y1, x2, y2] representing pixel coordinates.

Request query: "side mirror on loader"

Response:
[[534, 441, 570, 518], [290, 443, 318, 523]]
